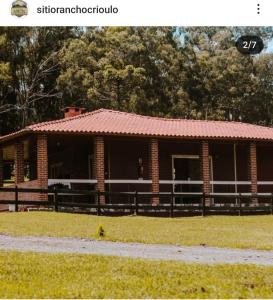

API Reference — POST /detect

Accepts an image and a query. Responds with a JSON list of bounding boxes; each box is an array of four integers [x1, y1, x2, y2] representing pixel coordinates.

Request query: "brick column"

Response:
[[201, 141, 211, 205], [15, 142, 24, 184], [149, 138, 159, 205], [0, 148, 3, 187], [95, 136, 105, 204], [37, 134, 48, 200], [248, 142, 258, 199]]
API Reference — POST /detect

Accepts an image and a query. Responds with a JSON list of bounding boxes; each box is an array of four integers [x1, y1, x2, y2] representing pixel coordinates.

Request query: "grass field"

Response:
[[0, 212, 273, 250], [0, 251, 273, 298]]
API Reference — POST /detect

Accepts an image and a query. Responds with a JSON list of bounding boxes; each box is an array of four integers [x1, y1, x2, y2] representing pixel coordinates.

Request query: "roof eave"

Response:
[[0, 128, 32, 145], [16, 129, 273, 143]]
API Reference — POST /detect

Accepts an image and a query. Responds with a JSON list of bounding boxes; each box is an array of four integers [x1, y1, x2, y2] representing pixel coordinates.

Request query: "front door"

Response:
[[173, 156, 201, 194], [172, 155, 213, 204]]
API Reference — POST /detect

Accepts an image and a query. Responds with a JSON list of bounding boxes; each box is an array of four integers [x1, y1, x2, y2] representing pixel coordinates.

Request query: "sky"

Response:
[[266, 39, 273, 52]]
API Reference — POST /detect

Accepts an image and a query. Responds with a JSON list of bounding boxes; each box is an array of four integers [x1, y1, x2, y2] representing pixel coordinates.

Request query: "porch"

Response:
[[1, 133, 273, 207]]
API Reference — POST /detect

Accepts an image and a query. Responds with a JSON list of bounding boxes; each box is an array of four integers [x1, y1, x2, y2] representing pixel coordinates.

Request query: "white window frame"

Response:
[[171, 154, 214, 193]]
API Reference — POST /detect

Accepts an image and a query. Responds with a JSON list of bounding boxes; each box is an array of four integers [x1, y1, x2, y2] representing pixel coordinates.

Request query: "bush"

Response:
[[96, 224, 105, 238]]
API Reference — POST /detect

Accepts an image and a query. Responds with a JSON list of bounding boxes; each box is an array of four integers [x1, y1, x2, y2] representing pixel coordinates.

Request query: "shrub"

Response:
[[96, 224, 105, 238]]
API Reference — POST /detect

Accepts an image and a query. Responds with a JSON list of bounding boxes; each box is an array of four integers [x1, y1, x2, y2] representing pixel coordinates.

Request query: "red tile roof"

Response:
[[2, 109, 273, 142]]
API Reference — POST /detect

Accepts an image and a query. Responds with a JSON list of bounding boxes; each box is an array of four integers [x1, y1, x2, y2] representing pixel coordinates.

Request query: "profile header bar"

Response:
[[1, 0, 272, 26]]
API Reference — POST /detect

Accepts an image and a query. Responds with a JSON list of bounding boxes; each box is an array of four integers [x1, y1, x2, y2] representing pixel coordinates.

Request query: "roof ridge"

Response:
[[100, 109, 269, 128], [26, 108, 272, 130], [28, 108, 106, 130]]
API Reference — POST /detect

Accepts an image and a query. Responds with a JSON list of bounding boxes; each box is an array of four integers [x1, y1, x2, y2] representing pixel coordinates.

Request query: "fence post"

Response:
[[97, 191, 101, 216], [202, 192, 206, 217], [134, 191, 138, 216], [170, 191, 174, 218], [14, 185, 19, 212], [54, 189, 58, 212]]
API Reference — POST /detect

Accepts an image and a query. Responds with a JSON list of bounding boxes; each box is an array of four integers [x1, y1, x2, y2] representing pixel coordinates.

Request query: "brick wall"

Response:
[[15, 142, 24, 184], [249, 142, 258, 194], [28, 137, 37, 180], [94, 136, 105, 204], [149, 138, 159, 204], [201, 141, 211, 203], [37, 134, 48, 200], [64, 107, 86, 118]]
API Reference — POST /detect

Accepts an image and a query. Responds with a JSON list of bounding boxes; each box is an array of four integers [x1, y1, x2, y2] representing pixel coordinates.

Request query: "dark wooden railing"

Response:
[[1, 187, 273, 216]]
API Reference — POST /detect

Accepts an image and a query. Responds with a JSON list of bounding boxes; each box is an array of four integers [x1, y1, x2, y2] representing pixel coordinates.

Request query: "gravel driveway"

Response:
[[1, 234, 273, 265]]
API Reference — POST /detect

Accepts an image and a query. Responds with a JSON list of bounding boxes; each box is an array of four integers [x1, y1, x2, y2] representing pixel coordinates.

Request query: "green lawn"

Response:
[[1, 212, 273, 250], [0, 251, 273, 298]]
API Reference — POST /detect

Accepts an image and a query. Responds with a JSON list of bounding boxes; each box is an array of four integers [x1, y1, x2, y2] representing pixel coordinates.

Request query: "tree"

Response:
[[0, 27, 80, 134], [57, 27, 190, 116], [248, 54, 273, 125], [1, 26, 273, 135], [180, 27, 273, 121]]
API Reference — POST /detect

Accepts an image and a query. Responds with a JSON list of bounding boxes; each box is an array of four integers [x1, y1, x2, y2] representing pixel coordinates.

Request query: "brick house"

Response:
[[1, 107, 273, 206]]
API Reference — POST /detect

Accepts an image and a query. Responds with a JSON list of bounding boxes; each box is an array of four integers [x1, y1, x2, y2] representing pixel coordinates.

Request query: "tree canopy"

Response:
[[0, 26, 273, 135]]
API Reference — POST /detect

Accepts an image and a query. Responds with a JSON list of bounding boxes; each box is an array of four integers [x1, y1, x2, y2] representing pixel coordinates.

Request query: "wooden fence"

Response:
[[1, 186, 273, 216]]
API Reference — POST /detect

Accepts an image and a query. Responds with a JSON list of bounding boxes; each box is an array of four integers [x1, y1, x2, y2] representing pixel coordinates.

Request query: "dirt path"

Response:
[[0, 234, 273, 265]]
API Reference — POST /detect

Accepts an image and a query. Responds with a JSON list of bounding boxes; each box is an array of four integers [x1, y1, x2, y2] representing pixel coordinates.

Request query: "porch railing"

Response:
[[48, 179, 204, 185], [47, 179, 273, 192], [48, 179, 273, 184], [48, 179, 97, 189], [1, 186, 273, 216]]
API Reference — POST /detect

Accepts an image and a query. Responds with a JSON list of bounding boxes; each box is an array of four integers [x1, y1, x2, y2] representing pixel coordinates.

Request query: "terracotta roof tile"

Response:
[[2, 109, 273, 142]]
